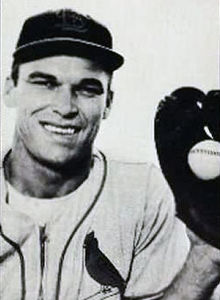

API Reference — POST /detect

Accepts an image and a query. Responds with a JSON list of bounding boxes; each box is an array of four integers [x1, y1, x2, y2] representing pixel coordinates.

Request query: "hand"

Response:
[[187, 228, 220, 266], [154, 87, 220, 249]]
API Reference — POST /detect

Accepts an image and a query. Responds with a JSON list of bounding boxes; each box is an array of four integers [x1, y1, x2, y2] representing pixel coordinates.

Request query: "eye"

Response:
[[27, 80, 59, 90], [76, 85, 103, 98]]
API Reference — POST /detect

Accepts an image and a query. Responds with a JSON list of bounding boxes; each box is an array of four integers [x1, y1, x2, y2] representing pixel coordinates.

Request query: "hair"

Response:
[[11, 60, 19, 86]]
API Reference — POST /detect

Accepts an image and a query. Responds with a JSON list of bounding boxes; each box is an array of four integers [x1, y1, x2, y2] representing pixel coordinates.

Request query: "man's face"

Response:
[[8, 56, 112, 166]]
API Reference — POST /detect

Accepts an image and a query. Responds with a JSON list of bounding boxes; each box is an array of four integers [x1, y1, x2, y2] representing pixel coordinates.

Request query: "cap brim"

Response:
[[13, 38, 124, 71]]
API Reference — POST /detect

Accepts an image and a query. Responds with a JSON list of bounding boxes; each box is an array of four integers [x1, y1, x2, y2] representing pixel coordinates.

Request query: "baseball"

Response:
[[187, 140, 220, 180]]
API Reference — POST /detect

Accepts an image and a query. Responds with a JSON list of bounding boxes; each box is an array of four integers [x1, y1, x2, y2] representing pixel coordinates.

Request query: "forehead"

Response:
[[18, 55, 109, 82]]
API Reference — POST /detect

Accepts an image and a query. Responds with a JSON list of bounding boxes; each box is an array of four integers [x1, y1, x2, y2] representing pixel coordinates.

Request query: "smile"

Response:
[[42, 123, 79, 136]]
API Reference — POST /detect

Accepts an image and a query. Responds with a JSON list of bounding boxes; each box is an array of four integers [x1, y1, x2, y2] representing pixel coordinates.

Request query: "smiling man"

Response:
[[6, 56, 112, 198], [1, 8, 219, 300]]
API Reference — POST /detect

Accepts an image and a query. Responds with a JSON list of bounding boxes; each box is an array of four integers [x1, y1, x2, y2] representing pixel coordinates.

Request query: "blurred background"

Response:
[[1, 0, 219, 165]]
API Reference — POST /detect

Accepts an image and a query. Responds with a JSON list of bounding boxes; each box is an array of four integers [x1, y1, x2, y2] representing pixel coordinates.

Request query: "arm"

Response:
[[162, 232, 220, 300]]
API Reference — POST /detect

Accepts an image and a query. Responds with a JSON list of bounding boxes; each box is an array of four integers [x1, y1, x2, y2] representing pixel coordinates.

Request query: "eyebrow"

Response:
[[28, 72, 57, 81]]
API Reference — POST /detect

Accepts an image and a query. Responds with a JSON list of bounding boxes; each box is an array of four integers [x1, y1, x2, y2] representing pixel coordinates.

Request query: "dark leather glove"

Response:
[[155, 87, 220, 249], [203, 90, 220, 141]]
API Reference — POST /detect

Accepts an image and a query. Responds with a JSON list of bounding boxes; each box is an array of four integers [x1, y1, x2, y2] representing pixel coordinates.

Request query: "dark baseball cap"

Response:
[[13, 9, 124, 72]]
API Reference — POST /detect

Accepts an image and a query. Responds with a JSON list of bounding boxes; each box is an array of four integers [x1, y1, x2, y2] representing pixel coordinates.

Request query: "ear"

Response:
[[103, 90, 114, 120], [4, 77, 17, 107]]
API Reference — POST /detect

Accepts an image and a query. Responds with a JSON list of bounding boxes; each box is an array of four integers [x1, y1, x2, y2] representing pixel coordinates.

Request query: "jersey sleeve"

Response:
[[124, 165, 190, 299]]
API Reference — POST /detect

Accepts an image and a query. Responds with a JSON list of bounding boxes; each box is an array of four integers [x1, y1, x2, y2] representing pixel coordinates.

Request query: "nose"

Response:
[[53, 85, 78, 118]]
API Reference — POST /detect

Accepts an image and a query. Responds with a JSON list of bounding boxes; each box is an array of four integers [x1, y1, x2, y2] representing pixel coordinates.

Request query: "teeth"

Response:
[[44, 124, 76, 135]]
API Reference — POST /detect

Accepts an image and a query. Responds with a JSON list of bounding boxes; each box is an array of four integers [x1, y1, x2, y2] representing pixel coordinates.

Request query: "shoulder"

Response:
[[103, 150, 160, 179], [103, 151, 170, 196], [97, 150, 174, 214]]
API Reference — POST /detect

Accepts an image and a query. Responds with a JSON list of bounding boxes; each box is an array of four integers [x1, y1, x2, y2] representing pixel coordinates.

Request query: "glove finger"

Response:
[[203, 90, 220, 141]]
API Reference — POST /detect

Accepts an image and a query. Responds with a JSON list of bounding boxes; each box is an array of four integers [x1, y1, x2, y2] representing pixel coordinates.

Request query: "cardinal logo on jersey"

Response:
[[83, 231, 126, 297]]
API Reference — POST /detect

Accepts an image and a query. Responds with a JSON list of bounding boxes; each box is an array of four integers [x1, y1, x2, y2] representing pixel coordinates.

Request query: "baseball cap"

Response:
[[13, 9, 124, 72]]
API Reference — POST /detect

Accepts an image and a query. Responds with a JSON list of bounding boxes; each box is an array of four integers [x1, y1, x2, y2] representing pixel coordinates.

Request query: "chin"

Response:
[[31, 153, 74, 171], [32, 143, 92, 170]]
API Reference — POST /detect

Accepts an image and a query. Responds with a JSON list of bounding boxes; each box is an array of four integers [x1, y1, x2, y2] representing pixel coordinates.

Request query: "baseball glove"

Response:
[[154, 87, 220, 249]]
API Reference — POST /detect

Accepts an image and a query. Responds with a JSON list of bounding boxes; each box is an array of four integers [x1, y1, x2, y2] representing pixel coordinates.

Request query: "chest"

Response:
[[0, 194, 142, 300]]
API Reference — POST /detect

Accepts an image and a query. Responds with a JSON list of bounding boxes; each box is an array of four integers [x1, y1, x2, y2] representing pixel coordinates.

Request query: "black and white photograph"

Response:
[[1, 0, 220, 299]]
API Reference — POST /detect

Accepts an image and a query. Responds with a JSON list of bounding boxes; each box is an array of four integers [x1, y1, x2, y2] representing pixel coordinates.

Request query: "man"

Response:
[[1, 8, 219, 300]]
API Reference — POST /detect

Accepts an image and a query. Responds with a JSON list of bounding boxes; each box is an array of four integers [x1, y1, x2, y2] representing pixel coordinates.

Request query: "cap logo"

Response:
[[55, 10, 89, 33]]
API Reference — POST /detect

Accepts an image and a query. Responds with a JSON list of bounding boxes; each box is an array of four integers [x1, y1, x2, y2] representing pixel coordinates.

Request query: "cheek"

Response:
[[16, 109, 32, 137], [16, 104, 40, 139], [81, 100, 106, 125], [16, 87, 52, 110]]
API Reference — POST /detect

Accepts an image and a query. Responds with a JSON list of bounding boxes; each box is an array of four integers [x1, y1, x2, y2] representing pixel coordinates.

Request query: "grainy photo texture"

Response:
[[1, 1, 220, 299]]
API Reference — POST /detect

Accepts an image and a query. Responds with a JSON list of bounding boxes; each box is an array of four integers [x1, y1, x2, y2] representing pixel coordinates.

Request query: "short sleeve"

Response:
[[124, 165, 190, 299]]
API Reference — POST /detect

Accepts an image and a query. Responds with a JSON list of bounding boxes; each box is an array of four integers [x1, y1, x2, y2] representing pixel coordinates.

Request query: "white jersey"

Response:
[[0, 151, 190, 300]]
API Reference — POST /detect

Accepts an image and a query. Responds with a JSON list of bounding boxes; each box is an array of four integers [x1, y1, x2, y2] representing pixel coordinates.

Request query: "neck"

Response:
[[5, 145, 93, 198]]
